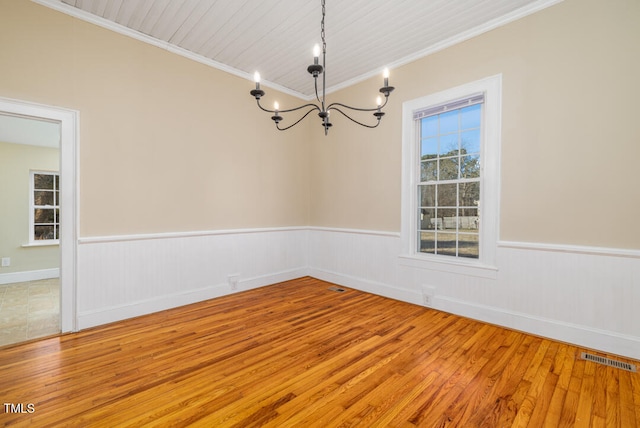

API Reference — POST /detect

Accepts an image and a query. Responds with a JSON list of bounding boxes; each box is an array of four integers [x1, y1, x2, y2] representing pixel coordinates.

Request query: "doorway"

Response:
[[0, 97, 78, 342], [0, 114, 60, 345]]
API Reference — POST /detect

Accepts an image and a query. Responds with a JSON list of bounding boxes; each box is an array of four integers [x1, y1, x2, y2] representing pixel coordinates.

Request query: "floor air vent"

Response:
[[580, 352, 637, 372], [328, 286, 346, 293]]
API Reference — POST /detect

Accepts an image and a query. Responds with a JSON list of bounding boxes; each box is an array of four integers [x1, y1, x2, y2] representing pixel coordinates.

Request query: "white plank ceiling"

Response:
[[0, 114, 60, 149], [36, 0, 561, 99]]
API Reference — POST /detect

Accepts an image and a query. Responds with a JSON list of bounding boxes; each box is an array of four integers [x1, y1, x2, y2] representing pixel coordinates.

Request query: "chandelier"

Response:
[[249, 0, 394, 135]]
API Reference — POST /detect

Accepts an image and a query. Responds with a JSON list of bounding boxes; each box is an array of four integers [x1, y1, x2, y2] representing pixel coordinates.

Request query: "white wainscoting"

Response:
[[76, 227, 309, 329], [307, 228, 640, 360]]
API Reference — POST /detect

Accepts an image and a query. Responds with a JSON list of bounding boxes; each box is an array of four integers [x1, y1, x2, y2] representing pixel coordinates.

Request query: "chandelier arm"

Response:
[[327, 99, 388, 111], [257, 98, 320, 114], [255, 98, 274, 113], [276, 107, 320, 131], [379, 95, 391, 109], [327, 96, 389, 113], [279, 103, 321, 114], [330, 107, 382, 129], [314, 77, 323, 104]]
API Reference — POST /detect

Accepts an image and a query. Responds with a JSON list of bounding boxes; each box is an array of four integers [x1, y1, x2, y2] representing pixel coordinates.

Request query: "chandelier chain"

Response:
[[321, 0, 326, 54]]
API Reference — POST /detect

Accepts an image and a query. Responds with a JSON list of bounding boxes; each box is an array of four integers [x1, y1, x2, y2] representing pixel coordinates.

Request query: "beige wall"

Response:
[[2, 0, 638, 250], [0, 0, 310, 237], [310, 0, 640, 249], [309, 76, 402, 232], [0, 141, 60, 273]]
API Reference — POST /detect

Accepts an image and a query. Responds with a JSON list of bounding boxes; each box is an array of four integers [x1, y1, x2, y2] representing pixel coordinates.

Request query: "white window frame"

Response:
[[400, 75, 502, 278], [29, 170, 60, 245]]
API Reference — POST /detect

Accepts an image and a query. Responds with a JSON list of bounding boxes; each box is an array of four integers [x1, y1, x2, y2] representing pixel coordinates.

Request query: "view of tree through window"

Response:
[[418, 103, 481, 258], [32, 172, 60, 241]]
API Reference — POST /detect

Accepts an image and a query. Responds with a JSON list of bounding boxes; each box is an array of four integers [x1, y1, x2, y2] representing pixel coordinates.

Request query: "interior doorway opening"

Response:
[[0, 114, 61, 345], [0, 97, 78, 343]]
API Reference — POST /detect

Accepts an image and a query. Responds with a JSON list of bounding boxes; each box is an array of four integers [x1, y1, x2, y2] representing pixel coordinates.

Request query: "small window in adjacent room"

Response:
[[30, 171, 60, 243], [401, 75, 501, 271]]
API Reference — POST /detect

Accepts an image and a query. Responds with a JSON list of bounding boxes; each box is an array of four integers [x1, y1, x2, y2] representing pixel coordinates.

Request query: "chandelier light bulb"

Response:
[[313, 44, 320, 65], [274, 101, 279, 112], [383, 68, 390, 87], [376, 96, 382, 107]]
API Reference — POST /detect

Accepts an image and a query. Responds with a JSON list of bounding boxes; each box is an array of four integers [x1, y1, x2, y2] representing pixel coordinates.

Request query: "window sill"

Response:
[[22, 240, 60, 248], [398, 253, 498, 280]]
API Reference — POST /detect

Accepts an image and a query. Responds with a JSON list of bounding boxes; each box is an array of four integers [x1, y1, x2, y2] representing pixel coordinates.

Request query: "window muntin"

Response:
[[417, 103, 482, 259], [31, 171, 60, 242]]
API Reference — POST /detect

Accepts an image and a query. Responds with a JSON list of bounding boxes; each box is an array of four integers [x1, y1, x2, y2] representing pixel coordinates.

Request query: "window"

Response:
[[401, 75, 501, 271], [30, 171, 60, 242], [418, 99, 482, 258]]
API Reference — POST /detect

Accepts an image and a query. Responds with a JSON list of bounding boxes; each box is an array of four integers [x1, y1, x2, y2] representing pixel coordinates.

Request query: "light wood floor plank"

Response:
[[542, 344, 576, 427], [1, 277, 638, 427]]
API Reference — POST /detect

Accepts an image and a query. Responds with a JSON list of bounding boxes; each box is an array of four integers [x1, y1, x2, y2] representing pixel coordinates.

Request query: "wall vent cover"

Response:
[[580, 352, 636, 372], [327, 286, 346, 293]]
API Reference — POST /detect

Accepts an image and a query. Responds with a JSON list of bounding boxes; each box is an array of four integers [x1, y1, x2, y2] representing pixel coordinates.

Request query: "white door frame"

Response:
[[0, 97, 79, 332]]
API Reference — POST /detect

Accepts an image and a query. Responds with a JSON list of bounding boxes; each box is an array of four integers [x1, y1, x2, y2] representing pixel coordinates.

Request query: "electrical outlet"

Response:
[[228, 274, 240, 290], [423, 294, 432, 306], [1, 257, 10, 267], [421, 285, 436, 307]]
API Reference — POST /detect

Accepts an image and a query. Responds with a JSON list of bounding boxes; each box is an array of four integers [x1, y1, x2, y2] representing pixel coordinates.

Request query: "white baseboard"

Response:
[[78, 267, 308, 330], [0, 268, 60, 285], [239, 267, 311, 292], [309, 267, 421, 305], [433, 295, 640, 360]]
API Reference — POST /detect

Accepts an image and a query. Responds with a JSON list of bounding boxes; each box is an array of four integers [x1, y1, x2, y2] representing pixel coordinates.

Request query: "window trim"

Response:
[[400, 75, 502, 274], [29, 170, 60, 245]]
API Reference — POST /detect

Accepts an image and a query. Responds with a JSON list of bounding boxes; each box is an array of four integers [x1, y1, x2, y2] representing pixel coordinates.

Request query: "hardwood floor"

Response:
[[1, 277, 638, 427]]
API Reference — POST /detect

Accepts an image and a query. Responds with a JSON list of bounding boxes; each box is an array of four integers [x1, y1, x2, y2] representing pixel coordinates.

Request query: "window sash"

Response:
[[412, 93, 484, 121], [415, 99, 483, 259], [30, 171, 60, 242]]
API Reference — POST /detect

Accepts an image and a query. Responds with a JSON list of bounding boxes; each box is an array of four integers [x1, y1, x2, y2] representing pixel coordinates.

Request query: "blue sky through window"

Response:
[[421, 104, 481, 159]]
